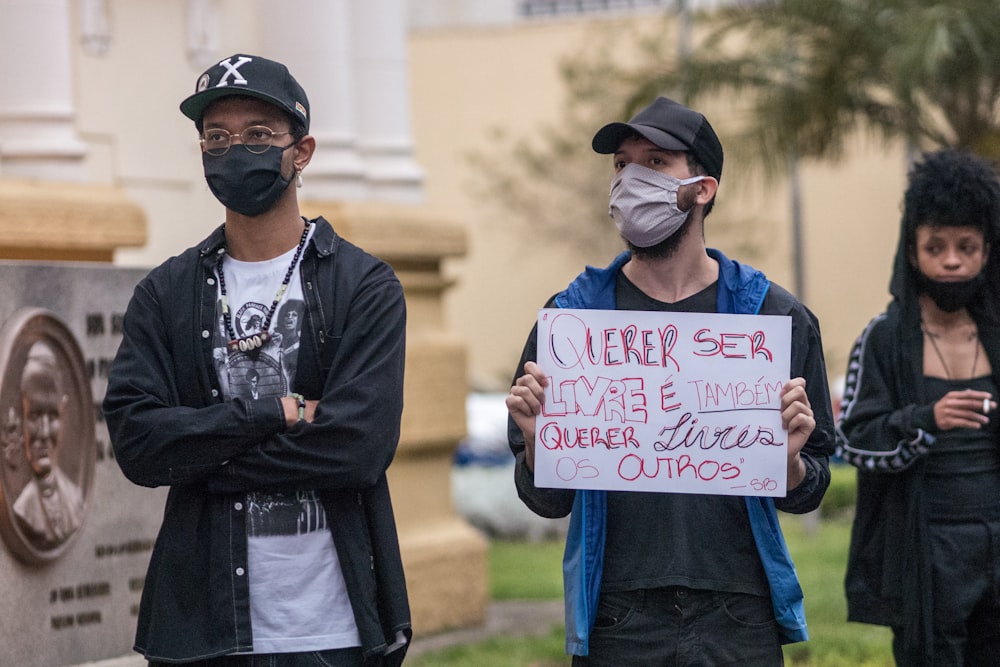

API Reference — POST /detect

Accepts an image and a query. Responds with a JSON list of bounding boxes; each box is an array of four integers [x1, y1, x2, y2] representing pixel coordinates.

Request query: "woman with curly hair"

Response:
[[838, 148, 1000, 666]]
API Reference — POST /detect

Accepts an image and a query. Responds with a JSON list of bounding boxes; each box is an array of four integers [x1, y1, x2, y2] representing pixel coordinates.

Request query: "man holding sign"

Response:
[[506, 97, 834, 665]]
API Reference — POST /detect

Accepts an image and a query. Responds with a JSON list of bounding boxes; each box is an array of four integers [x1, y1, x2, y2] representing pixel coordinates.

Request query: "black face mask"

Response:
[[203, 142, 296, 217], [916, 271, 987, 312]]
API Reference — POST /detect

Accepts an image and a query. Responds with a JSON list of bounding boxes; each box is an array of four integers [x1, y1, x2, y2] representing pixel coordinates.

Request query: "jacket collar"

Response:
[[198, 216, 338, 259], [556, 247, 769, 315], [707, 247, 769, 315]]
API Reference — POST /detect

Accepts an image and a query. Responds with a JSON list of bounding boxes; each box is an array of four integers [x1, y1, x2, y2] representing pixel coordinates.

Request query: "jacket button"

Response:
[[201, 330, 210, 338], [236, 567, 245, 576], [207, 277, 216, 286], [234, 502, 243, 511]]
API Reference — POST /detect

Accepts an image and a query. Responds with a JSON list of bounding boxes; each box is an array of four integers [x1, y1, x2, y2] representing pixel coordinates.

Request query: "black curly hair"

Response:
[[903, 148, 1000, 253]]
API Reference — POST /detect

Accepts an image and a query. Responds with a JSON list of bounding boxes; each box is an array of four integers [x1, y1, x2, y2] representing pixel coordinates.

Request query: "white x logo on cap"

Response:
[[216, 56, 252, 87]]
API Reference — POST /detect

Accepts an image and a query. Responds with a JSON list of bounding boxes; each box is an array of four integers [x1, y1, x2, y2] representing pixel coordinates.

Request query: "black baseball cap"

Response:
[[592, 97, 723, 182], [180, 54, 310, 132]]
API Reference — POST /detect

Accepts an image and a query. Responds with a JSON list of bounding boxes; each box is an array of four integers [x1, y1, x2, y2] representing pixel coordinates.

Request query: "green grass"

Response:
[[489, 538, 565, 600], [413, 474, 896, 665], [781, 514, 894, 666], [407, 625, 567, 667]]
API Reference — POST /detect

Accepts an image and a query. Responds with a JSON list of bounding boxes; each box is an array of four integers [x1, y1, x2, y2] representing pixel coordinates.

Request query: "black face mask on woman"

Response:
[[915, 271, 987, 312], [203, 142, 296, 217]]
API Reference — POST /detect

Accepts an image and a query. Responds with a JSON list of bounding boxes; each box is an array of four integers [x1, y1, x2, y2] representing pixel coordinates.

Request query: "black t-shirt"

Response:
[[922, 374, 1000, 520], [599, 272, 770, 596]]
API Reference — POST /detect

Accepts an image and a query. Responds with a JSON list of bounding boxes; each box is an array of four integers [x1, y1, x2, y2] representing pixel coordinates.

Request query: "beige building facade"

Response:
[[409, 13, 908, 394], [0, 0, 909, 660]]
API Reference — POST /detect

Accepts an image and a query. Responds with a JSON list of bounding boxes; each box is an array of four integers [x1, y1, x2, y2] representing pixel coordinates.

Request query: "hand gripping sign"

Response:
[[533, 308, 792, 497]]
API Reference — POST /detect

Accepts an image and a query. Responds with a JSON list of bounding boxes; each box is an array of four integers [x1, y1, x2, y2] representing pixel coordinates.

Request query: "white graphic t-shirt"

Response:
[[214, 235, 361, 653]]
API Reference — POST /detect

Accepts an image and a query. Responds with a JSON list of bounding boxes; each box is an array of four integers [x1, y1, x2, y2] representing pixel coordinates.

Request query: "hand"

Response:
[[506, 361, 548, 472], [933, 389, 994, 430], [781, 377, 815, 490], [282, 396, 318, 426]]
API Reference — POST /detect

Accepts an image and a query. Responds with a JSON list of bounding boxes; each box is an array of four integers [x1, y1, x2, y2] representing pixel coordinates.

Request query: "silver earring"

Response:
[[296, 170, 303, 188]]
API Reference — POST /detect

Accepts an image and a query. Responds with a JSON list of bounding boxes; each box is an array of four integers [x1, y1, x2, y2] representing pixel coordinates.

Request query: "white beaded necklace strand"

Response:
[[217, 219, 311, 354]]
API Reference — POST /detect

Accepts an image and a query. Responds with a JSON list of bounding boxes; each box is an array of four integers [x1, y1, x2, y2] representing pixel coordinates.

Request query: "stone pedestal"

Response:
[[306, 200, 489, 634]]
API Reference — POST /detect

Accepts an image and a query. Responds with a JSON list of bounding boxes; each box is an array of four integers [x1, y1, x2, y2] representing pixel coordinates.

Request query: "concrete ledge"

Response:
[[0, 179, 147, 261], [303, 200, 466, 263], [399, 517, 490, 634]]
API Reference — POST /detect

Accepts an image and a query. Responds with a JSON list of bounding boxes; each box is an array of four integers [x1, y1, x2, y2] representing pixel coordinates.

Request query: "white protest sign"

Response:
[[533, 308, 792, 497]]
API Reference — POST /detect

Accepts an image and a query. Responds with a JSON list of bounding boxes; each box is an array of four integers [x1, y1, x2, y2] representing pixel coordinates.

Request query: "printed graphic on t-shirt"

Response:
[[212, 284, 320, 539], [214, 297, 305, 400], [246, 491, 329, 536], [273, 299, 303, 381]]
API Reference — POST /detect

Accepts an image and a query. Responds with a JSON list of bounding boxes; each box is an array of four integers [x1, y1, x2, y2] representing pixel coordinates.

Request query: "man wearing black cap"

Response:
[[506, 97, 834, 665], [104, 54, 411, 666]]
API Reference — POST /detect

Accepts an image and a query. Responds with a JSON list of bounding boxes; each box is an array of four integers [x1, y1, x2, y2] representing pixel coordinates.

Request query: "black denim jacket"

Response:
[[103, 217, 411, 664]]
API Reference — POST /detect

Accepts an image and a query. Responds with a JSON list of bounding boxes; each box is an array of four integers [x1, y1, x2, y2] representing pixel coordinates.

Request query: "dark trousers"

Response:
[[148, 648, 364, 667], [893, 518, 1000, 667], [572, 586, 784, 667]]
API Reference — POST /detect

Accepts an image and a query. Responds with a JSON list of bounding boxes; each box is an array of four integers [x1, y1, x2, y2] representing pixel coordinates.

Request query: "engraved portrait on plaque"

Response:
[[0, 308, 95, 563]]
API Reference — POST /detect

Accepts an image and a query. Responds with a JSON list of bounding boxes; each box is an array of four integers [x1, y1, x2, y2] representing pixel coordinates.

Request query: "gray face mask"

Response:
[[608, 163, 704, 248]]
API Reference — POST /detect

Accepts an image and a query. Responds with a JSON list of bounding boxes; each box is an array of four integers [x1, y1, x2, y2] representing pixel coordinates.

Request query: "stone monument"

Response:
[[0, 262, 162, 667]]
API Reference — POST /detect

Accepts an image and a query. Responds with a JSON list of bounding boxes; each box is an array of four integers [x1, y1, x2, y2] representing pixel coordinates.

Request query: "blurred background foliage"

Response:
[[471, 0, 1000, 257]]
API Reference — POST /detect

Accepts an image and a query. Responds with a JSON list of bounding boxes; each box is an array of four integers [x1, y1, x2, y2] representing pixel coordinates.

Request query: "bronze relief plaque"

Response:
[[0, 308, 96, 564]]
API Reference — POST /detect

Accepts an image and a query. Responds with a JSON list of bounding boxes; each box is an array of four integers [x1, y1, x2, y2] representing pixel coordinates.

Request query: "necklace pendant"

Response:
[[227, 331, 271, 354], [217, 219, 310, 357]]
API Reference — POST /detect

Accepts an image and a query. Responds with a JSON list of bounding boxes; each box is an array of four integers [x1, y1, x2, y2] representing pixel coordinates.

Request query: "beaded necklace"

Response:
[[216, 219, 311, 354]]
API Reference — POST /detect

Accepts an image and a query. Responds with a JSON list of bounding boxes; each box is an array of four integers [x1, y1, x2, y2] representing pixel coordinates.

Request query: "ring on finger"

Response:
[[984, 398, 991, 415]]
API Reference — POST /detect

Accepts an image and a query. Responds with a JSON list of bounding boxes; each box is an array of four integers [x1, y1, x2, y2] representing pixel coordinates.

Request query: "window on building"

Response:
[[519, 0, 675, 17]]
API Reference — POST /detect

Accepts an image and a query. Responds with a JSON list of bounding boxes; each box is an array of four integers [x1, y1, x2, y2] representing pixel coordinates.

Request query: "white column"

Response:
[[79, 0, 111, 56], [352, 0, 425, 203], [262, 0, 367, 201], [0, 0, 87, 180], [186, 0, 220, 70]]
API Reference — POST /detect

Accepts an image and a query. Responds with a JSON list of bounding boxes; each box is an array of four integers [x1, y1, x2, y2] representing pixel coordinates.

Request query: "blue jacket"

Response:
[[551, 249, 813, 655]]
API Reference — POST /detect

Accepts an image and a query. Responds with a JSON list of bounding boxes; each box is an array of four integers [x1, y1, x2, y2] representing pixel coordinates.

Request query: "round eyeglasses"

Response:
[[200, 126, 292, 156]]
